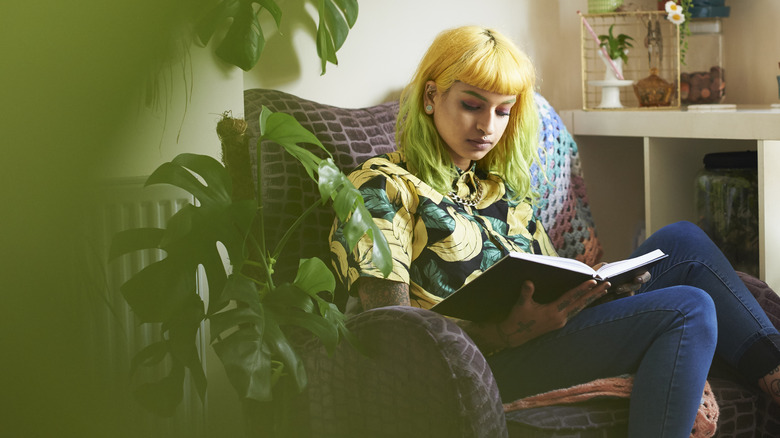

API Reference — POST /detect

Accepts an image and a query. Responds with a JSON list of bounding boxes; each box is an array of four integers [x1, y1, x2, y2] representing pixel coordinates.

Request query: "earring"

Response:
[[425, 104, 433, 113]]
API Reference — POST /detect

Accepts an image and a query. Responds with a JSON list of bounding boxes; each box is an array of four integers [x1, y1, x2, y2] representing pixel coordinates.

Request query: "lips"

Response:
[[468, 138, 492, 149]]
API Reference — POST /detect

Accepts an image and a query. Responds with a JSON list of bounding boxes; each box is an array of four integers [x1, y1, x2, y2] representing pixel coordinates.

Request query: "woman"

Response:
[[329, 26, 780, 436]]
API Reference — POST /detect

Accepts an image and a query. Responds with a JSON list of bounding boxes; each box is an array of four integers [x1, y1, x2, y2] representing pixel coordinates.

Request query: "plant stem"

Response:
[[247, 231, 275, 291], [271, 201, 323, 262]]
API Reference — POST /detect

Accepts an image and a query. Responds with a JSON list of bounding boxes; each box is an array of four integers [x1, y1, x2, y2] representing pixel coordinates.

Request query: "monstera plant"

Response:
[[109, 108, 391, 435]]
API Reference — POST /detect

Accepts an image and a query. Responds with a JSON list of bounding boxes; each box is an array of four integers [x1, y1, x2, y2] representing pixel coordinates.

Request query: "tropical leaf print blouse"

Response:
[[329, 151, 557, 310]]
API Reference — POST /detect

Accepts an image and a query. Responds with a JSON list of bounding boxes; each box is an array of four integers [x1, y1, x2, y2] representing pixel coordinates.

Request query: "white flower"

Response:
[[667, 11, 686, 25], [665, 1, 682, 14]]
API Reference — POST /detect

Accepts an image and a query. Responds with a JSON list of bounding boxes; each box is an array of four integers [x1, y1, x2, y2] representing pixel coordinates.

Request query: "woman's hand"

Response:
[[591, 262, 652, 297], [495, 279, 609, 348], [613, 270, 652, 296]]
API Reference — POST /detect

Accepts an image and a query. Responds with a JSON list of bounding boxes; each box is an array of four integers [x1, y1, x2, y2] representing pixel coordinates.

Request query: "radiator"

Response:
[[82, 177, 207, 438]]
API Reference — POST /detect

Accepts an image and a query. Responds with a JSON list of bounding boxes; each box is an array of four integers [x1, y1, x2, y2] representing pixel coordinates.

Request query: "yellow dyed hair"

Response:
[[396, 26, 540, 200]]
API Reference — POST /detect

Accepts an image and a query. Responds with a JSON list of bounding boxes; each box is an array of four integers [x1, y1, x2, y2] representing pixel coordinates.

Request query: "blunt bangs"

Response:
[[448, 29, 535, 97]]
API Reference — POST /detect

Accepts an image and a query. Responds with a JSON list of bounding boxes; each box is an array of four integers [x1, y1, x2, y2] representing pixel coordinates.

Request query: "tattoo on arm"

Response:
[[763, 365, 780, 396], [505, 320, 536, 337], [355, 277, 411, 311], [557, 288, 588, 312]]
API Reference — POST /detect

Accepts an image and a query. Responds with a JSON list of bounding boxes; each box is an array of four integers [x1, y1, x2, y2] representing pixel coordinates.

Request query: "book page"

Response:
[[507, 252, 596, 276], [595, 249, 666, 279]]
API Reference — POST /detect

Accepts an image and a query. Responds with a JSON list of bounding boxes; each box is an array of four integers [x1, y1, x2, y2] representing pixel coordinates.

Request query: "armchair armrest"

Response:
[[297, 306, 508, 438], [738, 272, 780, 330]]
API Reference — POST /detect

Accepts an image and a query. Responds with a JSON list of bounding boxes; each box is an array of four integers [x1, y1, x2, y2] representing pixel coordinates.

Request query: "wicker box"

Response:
[[580, 11, 680, 111]]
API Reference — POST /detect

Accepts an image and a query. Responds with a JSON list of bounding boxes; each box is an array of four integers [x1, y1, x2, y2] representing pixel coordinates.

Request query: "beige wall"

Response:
[[244, 0, 780, 110], [100, 41, 244, 179], [102, 0, 780, 181], [722, 0, 780, 105], [244, 0, 580, 109]]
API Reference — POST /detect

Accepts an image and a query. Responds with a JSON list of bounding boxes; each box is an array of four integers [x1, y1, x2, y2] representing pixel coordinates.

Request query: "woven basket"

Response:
[[587, 0, 624, 13]]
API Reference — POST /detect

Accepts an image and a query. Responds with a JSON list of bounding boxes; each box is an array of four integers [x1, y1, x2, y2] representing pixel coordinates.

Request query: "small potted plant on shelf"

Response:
[[598, 24, 634, 65], [590, 23, 634, 108]]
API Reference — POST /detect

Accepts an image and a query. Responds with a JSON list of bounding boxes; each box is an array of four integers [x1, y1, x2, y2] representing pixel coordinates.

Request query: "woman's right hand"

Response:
[[495, 279, 610, 348]]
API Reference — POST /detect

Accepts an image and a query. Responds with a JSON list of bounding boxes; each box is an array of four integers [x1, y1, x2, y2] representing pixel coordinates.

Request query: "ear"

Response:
[[423, 81, 437, 109]]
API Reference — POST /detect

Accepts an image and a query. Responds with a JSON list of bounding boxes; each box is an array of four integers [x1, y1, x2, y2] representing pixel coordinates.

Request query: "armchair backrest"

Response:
[[242, 89, 602, 290]]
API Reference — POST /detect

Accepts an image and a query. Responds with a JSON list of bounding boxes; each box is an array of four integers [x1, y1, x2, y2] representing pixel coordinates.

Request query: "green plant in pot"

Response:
[[110, 109, 392, 435], [598, 24, 634, 65], [108, 1, 389, 434]]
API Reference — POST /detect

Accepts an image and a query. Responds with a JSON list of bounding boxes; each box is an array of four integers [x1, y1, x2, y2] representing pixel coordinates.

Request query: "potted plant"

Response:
[[598, 24, 634, 75], [108, 1, 391, 435], [110, 109, 391, 436]]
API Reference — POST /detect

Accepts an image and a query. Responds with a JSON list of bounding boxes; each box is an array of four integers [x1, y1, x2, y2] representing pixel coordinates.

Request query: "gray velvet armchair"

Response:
[[239, 88, 780, 437]]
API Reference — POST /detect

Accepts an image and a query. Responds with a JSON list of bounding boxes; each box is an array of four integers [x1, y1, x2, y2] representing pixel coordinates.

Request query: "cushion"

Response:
[[244, 89, 398, 285]]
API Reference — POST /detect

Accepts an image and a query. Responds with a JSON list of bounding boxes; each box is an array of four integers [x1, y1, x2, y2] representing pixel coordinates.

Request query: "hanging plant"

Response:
[[664, 0, 692, 64]]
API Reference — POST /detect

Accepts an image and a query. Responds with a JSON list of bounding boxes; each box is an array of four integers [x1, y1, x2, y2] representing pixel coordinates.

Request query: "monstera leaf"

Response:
[[195, 0, 358, 73], [314, 0, 359, 74]]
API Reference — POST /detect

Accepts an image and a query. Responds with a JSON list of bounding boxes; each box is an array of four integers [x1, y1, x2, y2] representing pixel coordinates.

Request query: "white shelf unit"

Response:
[[560, 108, 780, 289]]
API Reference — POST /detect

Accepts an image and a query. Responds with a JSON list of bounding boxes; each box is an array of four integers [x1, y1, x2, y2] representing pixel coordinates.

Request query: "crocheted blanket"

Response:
[[503, 375, 719, 437]]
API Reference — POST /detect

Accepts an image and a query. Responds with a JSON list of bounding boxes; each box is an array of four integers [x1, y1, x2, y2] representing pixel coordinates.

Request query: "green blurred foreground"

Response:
[[0, 2, 214, 436]]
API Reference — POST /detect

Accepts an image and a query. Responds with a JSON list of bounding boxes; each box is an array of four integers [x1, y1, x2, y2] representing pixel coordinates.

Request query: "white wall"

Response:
[[244, 0, 780, 111], [723, 0, 780, 105], [244, 0, 566, 108], [101, 41, 244, 179]]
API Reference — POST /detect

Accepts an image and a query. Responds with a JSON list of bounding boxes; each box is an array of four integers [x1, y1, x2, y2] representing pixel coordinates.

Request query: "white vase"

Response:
[[599, 51, 624, 82]]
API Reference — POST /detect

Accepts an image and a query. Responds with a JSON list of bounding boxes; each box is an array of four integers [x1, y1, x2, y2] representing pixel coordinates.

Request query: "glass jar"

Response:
[[694, 151, 759, 276], [681, 16, 728, 105]]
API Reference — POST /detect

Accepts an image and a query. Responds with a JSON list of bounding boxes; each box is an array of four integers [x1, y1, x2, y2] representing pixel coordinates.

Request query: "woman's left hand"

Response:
[[591, 262, 651, 297], [590, 262, 652, 306], [614, 270, 652, 296]]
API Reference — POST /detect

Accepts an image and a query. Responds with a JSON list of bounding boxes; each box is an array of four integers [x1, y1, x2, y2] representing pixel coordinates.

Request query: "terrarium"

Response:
[[694, 151, 759, 277]]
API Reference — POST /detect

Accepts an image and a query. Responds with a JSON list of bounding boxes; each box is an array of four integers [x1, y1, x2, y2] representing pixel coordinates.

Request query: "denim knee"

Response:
[[669, 286, 718, 348], [653, 221, 712, 248]]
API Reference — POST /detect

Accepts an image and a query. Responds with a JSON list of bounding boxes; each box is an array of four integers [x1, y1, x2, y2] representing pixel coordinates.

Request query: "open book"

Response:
[[430, 249, 668, 322]]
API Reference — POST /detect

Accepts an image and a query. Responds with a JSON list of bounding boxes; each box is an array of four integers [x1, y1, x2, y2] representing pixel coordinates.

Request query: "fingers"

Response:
[[556, 280, 609, 314], [519, 280, 535, 302], [614, 270, 652, 295]]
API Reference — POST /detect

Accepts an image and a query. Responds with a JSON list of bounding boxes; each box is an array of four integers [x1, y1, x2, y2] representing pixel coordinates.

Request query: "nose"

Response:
[[477, 113, 496, 136]]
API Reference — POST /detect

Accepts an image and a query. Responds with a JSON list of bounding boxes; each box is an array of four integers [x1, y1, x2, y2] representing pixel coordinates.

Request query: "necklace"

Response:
[[448, 176, 483, 208]]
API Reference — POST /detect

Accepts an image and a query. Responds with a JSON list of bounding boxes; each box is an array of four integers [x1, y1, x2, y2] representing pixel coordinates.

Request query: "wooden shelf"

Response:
[[560, 107, 780, 140], [560, 108, 780, 290]]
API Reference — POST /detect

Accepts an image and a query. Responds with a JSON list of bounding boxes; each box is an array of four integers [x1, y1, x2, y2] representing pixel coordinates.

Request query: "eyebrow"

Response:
[[462, 90, 516, 105]]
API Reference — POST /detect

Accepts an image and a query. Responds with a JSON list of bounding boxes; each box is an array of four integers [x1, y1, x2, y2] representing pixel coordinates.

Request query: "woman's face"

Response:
[[425, 81, 516, 171]]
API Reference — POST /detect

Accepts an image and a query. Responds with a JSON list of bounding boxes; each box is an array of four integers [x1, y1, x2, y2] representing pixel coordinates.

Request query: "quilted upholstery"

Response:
[[239, 89, 780, 437], [297, 306, 507, 438], [244, 89, 398, 287]]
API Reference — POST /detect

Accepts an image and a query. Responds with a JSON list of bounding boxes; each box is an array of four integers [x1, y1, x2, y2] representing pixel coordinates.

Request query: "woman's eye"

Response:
[[461, 101, 480, 111], [496, 106, 512, 117]]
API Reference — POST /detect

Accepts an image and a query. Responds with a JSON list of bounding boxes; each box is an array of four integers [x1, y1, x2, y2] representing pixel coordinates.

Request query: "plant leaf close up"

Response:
[[317, 159, 392, 277], [314, 0, 359, 74], [196, 0, 283, 71]]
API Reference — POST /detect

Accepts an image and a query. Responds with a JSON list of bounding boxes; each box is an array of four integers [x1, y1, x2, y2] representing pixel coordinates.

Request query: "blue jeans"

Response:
[[488, 221, 780, 437]]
